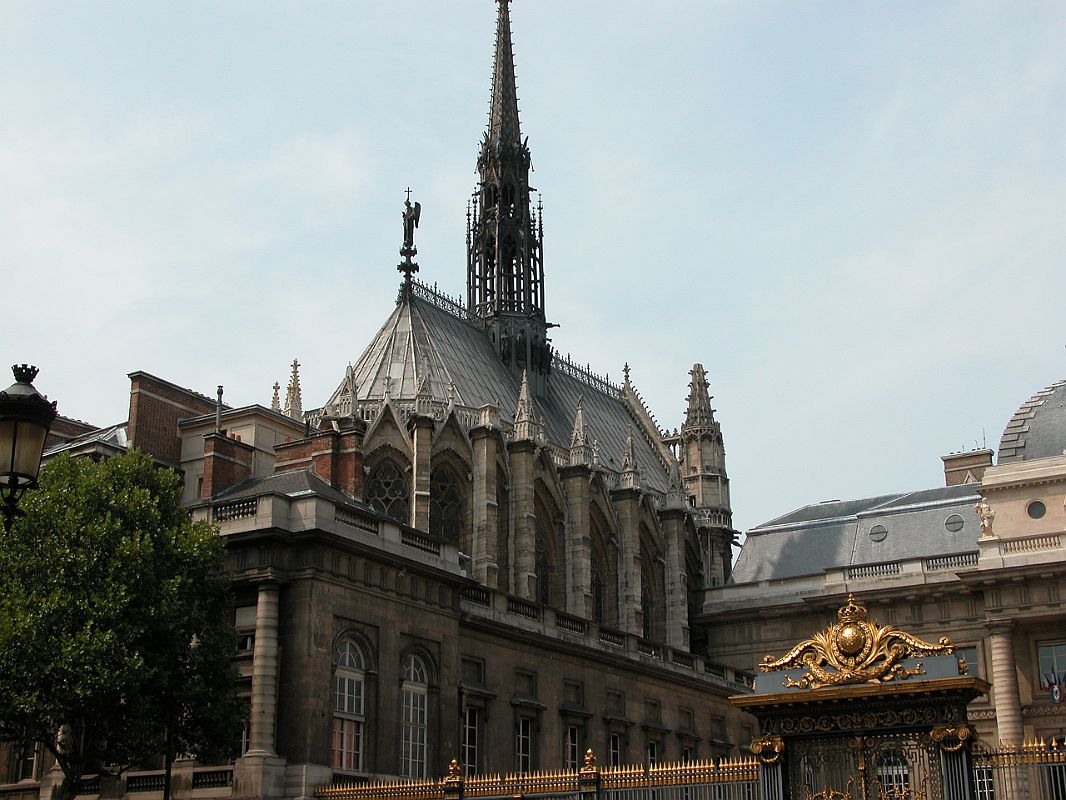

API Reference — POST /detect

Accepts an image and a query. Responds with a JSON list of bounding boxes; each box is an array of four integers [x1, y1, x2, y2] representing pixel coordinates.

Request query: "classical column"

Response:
[[248, 582, 280, 756], [988, 621, 1023, 746]]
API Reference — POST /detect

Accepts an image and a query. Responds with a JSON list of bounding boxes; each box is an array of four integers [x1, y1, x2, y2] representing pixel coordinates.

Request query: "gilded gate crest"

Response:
[[759, 595, 954, 689]]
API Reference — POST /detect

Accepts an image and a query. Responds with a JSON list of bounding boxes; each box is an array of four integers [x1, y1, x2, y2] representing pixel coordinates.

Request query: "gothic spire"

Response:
[[283, 359, 303, 421], [468, 0, 548, 392], [684, 363, 717, 431], [569, 395, 593, 465], [271, 381, 281, 413], [621, 430, 640, 489], [513, 369, 538, 440], [488, 0, 521, 151]]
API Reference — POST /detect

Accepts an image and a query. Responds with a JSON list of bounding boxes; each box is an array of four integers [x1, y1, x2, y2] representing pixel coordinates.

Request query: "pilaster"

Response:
[[408, 414, 435, 531], [658, 507, 689, 650], [508, 439, 537, 599], [561, 463, 592, 616], [470, 420, 500, 587], [611, 486, 643, 636]]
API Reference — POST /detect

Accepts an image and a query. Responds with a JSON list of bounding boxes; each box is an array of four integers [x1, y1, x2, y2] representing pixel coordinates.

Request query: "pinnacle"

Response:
[[283, 359, 303, 421], [684, 362, 716, 429]]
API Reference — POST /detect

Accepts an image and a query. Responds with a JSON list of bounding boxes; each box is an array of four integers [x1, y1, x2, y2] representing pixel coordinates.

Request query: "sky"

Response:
[[3, 1, 1065, 536]]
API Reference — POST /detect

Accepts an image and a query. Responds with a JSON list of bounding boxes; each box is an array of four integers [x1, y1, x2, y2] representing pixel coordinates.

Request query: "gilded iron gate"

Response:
[[732, 595, 989, 800], [787, 733, 942, 800]]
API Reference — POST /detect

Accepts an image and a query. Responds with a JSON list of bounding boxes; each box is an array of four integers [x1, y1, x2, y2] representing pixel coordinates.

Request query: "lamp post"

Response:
[[0, 364, 58, 532]]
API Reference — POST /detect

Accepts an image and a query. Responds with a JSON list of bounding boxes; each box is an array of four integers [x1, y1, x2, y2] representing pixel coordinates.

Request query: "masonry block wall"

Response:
[[127, 372, 219, 466]]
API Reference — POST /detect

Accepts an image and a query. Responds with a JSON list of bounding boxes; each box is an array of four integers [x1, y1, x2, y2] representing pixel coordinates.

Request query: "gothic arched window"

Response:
[[641, 566, 655, 641], [591, 556, 605, 625], [535, 519, 552, 606], [366, 460, 409, 523], [429, 465, 463, 545], [400, 654, 430, 778]]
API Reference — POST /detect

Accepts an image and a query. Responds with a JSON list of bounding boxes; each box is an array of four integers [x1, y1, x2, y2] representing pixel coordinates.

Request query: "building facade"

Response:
[[699, 377, 1066, 748], [1, 4, 753, 799]]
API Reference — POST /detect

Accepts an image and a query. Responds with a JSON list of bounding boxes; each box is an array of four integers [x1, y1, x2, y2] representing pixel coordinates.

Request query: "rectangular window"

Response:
[[609, 734, 622, 767], [565, 726, 580, 770], [331, 717, 363, 772], [16, 743, 39, 782], [516, 718, 533, 774], [955, 645, 981, 678], [401, 687, 428, 778], [646, 740, 658, 766], [1038, 641, 1066, 691], [462, 707, 479, 777]]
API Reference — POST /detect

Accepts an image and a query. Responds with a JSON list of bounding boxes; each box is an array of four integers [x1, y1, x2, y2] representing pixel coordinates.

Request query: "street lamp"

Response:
[[0, 364, 58, 532]]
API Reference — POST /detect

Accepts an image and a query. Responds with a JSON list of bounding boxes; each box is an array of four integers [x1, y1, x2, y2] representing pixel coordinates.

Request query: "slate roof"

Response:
[[326, 288, 673, 493], [214, 469, 380, 515], [731, 483, 980, 583], [998, 378, 1066, 463]]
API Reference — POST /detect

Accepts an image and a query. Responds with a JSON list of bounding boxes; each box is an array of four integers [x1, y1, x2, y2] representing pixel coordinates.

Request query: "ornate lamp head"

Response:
[[0, 364, 58, 532]]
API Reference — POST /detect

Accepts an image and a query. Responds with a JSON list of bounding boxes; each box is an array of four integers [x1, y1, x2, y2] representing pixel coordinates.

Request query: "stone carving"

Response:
[[975, 497, 995, 538]]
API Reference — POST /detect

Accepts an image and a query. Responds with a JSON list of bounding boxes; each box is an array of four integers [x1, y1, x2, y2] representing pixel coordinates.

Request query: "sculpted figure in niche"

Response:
[[975, 497, 995, 538]]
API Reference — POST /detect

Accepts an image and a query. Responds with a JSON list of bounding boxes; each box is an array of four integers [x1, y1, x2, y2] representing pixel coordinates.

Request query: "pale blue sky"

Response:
[[4, 1, 1065, 534]]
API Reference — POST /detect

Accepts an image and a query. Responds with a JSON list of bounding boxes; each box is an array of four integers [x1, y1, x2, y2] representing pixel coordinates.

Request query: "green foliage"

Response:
[[0, 450, 244, 795]]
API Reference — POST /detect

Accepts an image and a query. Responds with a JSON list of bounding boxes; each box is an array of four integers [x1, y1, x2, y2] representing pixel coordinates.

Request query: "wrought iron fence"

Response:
[[972, 740, 1066, 800], [315, 752, 761, 800]]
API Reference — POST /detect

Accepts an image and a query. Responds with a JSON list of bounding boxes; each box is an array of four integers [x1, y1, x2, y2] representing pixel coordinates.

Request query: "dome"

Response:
[[998, 378, 1066, 463]]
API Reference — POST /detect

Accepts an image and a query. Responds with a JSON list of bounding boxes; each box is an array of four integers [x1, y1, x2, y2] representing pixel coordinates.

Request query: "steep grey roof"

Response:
[[329, 289, 672, 493], [215, 469, 378, 515], [998, 378, 1066, 463], [732, 483, 980, 583]]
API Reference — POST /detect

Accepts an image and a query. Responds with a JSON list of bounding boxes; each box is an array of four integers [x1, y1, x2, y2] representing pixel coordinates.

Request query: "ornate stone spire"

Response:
[[271, 381, 281, 413], [513, 369, 539, 441], [621, 430, 640, 489], [569, 396, 593, 465], [415, 371, 434, 416], [283, 359, 303, 421], [467, 0, 549, 390], [488, 0, 521, 154], [684, 363, 717, 431]]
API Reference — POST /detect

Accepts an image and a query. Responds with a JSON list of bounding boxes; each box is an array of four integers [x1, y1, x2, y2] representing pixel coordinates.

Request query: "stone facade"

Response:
[[0, 5, 752, 798], [699, 378, 1066, 748]]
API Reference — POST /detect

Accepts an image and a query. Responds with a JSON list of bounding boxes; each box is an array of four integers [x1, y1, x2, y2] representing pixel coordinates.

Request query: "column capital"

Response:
[[985, 618, 1016, 634]]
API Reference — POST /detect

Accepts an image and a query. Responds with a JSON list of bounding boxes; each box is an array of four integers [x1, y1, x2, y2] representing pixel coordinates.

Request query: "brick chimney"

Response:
[[941, 448, 993, 487], [273, 419, 365, 500], [202, 432, 254, 499]]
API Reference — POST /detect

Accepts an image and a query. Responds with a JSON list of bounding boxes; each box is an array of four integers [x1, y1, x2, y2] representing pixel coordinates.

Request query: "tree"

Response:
[[0, 450, 244, 800]]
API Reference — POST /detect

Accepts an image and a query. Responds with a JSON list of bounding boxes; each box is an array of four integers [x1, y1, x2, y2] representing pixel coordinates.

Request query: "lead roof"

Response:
[[325, 290, 672, 494]]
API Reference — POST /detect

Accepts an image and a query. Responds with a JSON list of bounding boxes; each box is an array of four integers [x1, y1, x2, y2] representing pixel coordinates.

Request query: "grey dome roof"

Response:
[[998, 378, 1066, 463]]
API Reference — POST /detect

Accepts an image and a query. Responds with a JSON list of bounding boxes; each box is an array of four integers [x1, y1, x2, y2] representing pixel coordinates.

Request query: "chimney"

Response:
[[272, 419, 365, 500], [941, 448, 994, 487], [202, 432, 254, 499]]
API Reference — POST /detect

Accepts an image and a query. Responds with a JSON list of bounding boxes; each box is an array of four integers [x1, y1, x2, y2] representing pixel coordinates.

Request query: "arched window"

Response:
[[365, 460, 409, 523], [400, 654, 430, 778], [591, 556, 605, 625], [641, 566, 655, 641], [535, 519, 552, 606], [429, 465, 463, 545], [332, 639, 368, 772]]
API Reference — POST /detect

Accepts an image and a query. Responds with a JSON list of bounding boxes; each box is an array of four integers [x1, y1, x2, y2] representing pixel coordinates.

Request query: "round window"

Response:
[[869, 524, 888, 542], [944, 514, 965, 533], [1027, 500, 1046, 520]]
